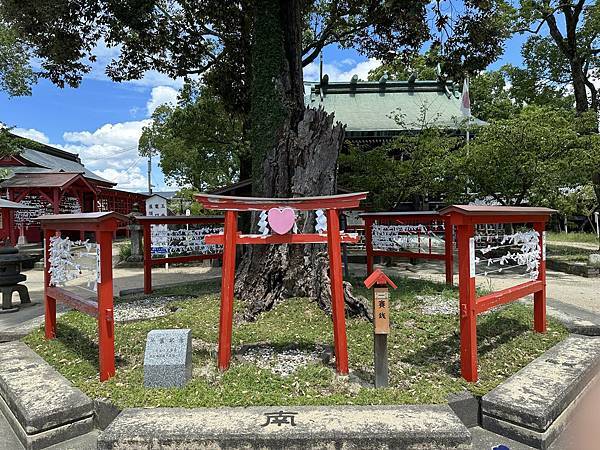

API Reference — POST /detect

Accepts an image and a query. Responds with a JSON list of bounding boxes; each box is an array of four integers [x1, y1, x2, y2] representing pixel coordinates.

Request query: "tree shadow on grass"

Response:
[[56, 322, 128, 370], [401, 316, 529, 377]]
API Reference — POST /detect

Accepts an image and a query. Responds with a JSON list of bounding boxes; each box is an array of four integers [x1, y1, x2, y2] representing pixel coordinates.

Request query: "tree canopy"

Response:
[[462, 106, 600, 207], [0, 23, 35, 96], [139, 82, 244, 191]]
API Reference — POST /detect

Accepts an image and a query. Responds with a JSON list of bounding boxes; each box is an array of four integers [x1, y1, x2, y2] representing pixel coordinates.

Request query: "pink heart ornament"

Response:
[[267, 207, 296, 235]]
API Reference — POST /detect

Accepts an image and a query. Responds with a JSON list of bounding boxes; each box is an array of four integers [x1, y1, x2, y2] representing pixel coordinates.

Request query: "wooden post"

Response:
[[365, 218, 374, 276], [534, 222, 547, 333], [374, 287, 390, 388], [444, 219, 454, 286], [364, 269, 397, 388], [217, 210, 238, 371], [97, 230, 116, 381], [44, 229, 57, 340], [143, 222, 152, 294], [326, 209, 349, 375], [457, 224, 477, 382]]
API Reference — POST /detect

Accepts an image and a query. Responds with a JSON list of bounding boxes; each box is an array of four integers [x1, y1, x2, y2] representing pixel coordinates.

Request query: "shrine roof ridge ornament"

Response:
[[195, 192, 368, 211]]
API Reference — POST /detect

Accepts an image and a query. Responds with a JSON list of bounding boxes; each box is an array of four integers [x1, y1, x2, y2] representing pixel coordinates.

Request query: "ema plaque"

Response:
[[143, 329, 192, 388]]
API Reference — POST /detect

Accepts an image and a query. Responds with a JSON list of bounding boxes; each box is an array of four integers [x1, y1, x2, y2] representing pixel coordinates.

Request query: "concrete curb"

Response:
[[481, 334, 600, 449], [98, 405, 472, 449], [546, 297, 600, 336], [0, 341, 95, 449]]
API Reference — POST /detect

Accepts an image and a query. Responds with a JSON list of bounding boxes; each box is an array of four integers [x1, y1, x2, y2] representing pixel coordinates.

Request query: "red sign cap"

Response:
[[363, 269, 397, 290]]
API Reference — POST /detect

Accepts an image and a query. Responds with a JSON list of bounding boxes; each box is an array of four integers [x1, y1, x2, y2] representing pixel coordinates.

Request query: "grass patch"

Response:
[[23, 277, 567, 409], [547, 231, 599, 245], [547, 244, 597, 263]]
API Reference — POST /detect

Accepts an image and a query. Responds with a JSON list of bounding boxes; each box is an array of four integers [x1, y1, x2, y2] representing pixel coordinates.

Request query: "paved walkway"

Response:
[[0, 263, 220, 340]]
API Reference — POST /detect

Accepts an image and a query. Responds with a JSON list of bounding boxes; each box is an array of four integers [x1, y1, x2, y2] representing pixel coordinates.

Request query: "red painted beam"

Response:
[[47, 286, 99, 318], [204, 233, 359, 245], [475, 280, 544, 314], [196, 192, 367, 211]]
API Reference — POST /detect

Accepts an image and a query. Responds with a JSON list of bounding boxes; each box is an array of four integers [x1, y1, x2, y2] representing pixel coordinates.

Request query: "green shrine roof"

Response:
[[306, 78, 485, 136]]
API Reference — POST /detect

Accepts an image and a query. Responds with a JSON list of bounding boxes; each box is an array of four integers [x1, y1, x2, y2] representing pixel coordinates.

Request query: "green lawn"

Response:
[[23, 278, 567, 409], [547, 244, 597, 263], [547, 231, 599, 246]]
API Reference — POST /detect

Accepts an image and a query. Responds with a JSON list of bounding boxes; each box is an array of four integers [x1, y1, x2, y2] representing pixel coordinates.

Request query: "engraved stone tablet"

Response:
[[143, 329, 192, 388]]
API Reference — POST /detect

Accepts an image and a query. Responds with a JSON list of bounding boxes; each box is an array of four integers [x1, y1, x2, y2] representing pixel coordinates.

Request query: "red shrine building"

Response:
[[0, 133, 147, 243]]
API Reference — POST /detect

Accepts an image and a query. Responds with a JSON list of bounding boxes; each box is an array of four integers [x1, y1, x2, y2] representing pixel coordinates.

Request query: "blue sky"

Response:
[[1, 32, 527, 193]]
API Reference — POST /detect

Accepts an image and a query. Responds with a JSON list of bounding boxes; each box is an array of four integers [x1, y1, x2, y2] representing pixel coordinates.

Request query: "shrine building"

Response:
[[306, 76, 485, 149], [0, 132, 147, 243]]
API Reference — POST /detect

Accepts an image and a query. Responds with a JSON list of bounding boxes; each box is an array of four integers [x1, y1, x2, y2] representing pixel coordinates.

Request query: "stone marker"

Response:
[[143, 329, 192, 388]]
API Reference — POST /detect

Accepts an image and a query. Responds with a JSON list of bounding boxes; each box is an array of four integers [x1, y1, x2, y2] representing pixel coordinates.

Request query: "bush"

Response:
[[118, 242, 132, 262]]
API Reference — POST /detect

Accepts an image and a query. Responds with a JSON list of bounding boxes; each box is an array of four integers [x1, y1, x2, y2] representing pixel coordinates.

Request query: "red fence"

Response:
[[138, 216, 224, 294], [361, 211, 454, 285], [39, 212, 127, 382], [440, 205, 555, 382]]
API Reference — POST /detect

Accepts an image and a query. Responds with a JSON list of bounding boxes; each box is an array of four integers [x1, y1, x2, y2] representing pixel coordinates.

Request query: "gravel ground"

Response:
[[114, 296, 191, 322], [415, 294, 458, 315], [239, 345, 326, 377]]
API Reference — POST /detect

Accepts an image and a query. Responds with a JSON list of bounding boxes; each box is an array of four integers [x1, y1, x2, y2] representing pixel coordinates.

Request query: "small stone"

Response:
[[143, 329, 192, 388]]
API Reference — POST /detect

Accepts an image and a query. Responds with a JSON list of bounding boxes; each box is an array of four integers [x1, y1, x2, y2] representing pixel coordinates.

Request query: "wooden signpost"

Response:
[[364, 269, 397, 388]]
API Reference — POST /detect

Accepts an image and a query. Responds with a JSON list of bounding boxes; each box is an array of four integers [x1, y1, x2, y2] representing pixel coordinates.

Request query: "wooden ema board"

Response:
[[361, 212, 454, 286], [440, 205, 555, 382], [39, 212, 123, 382], [373, 288, 390, 334], [139, 216, 225, 294], [196, 192, 368, 376]]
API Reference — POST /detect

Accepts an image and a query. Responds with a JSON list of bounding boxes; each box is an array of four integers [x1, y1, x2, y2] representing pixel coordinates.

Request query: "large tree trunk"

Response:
[[235, 0, 369, 320]]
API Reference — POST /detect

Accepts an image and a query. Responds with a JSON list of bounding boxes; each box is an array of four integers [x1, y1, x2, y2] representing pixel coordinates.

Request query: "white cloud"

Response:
[[93, 166, 148, 191], [12, 128, 50, 144], [303, 58, 381, 82], [146, 86, 179, 115], [60, 119, 153, 191], [63, 120, 150, 149]]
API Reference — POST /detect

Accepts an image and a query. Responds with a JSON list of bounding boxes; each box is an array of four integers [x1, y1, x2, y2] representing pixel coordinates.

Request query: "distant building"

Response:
[[145, 193, 170, 218], [306, 77, 485, 148], [0, 132, 147, 242]]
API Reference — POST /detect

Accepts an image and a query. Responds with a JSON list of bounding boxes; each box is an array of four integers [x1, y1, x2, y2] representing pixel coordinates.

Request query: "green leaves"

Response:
[[461, 106, 599, 209], [138, 81, 244, 191], [0, 23, 36, 96]]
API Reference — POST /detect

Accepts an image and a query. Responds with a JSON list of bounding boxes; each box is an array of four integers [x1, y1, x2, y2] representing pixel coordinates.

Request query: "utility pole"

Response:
[[147, 152, 153, 195]]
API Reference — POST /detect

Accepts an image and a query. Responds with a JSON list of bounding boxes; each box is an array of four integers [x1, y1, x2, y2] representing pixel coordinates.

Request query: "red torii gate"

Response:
[[196, 192, 367, 375]]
